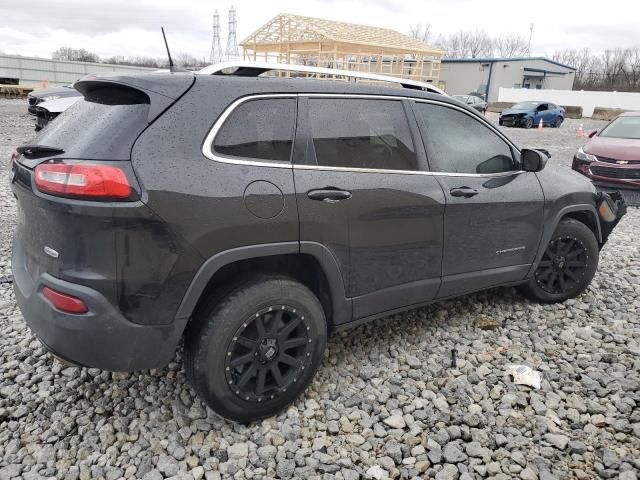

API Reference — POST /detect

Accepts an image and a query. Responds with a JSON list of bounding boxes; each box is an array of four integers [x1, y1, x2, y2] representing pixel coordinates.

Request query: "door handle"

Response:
[[450, 187, 479, 198], [307, 188, 352, 203]]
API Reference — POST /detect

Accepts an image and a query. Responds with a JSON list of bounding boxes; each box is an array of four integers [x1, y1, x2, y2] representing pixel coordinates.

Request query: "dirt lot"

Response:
[[0, 99, 638, 480]]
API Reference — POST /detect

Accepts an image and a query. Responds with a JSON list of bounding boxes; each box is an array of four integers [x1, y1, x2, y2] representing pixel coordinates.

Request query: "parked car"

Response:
[[453, 94, 487, 114], [27, 85, 82, 115], [572, 112, 640, 189], [11, 64, 626, 422], [33, 96, 81, 131], [499, 101, 565, 128]]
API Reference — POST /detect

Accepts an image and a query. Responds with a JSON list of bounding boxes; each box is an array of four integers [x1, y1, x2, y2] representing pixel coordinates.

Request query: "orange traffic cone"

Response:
[[576, 123, 584, 137], [537, 118, 544, 132], [40, 79, 49, 89]]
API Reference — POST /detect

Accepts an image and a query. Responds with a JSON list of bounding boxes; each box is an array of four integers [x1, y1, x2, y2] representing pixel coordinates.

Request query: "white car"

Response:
[[33, 96, 81, 131]]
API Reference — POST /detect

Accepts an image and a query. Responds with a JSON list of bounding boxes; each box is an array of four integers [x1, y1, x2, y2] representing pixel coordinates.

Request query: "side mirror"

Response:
[[588, 130, 598, 138], [521, 148, 549, 172]]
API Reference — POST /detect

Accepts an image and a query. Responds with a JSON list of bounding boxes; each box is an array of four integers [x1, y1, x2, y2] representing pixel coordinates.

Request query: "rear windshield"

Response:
[[34, 93, 150, 160], [599, 116, 640, 139]]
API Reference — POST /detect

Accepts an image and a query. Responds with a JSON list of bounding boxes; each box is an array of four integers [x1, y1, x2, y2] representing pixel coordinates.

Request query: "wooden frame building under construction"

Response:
[[240, 14, 444, 85]]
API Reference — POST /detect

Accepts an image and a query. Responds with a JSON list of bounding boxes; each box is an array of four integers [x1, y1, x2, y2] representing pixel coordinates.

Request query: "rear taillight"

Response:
[[34, 162, 131, 199], [42, 286, 88, 314]]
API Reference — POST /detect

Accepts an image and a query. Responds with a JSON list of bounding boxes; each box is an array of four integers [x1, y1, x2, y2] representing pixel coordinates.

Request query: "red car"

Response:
[[572, 111, 640, 189]]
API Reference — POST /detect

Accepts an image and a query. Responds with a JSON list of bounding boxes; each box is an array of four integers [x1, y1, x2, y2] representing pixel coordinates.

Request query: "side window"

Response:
[[413, 102, 514, 174], [308, 98, 418, 171], [537, 103, 548, 111], [213, 98, 295, 162]]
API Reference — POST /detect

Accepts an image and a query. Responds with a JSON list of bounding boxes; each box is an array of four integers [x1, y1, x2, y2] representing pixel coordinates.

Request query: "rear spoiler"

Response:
[[73, 72, 195, 123]]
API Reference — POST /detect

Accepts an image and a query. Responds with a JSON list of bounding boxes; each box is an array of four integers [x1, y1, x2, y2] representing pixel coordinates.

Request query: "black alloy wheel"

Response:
[[184, 276, 327, 422], [225, 304, 312, 403], [535, 236, 587, 294], [519, 218, 599, 303]]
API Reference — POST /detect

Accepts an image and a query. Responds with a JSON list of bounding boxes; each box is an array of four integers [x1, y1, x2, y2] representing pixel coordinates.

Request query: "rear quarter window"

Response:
[[212, 98, 296, 162]]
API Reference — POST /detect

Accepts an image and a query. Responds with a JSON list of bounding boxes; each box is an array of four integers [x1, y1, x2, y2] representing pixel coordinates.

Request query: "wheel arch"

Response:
[[527, 204, 602, 278], [176, 242, 352, 334]]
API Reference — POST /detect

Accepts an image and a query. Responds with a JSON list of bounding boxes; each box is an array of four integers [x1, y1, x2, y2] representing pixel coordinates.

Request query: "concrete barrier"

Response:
[[592, 107, 628, 121], [498, 87, 640, 117]]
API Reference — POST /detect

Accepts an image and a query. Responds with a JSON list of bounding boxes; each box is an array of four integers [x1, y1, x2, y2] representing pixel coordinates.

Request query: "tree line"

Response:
[[51, 46, 208, 69], [409, 24, 530, 59], [409, 25, 640, 92], [552, 48, 640, 92]]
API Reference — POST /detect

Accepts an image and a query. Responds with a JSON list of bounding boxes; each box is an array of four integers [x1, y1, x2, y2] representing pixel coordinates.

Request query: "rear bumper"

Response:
[[12, 240, 185, 371]]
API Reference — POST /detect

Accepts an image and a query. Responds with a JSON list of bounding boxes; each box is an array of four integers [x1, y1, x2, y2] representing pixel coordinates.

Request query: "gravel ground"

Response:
[[0, 98, 639, 480]]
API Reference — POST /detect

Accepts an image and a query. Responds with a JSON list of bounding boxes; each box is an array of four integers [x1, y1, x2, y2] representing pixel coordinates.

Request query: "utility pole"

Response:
[[210, 10, 223, 64], [528, 23, 534, 56], [225, 6, 239, 61]]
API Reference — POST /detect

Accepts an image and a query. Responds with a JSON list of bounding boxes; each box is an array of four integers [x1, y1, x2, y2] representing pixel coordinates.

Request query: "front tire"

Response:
[[185, 276, 327, 422], [520, 219, 599, 303], [523, 117, 534, 129]]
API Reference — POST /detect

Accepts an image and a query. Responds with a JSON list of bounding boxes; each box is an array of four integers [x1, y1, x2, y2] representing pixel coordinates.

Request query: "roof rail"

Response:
[[197, 61, 446, 95]]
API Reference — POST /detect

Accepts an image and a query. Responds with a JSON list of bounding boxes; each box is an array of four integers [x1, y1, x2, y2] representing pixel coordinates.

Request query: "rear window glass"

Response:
[[213, 98, 296, 162], [308, 98, 417, 171], [35, 97, 150, 160]]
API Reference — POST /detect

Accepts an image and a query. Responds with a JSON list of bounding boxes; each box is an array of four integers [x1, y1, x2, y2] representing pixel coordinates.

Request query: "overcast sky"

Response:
[[1, 0, 637, 61]]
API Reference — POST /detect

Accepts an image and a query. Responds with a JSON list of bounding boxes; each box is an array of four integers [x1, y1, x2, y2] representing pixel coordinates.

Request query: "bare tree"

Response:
[[552, 46, 640, 92], [52, 47, 100, 63], [408, 23, 432, 44], [439, 30, 494, 58], [624, 47, 640, 90], [173, 53, 208, 69], [493, 34, 529, 57]]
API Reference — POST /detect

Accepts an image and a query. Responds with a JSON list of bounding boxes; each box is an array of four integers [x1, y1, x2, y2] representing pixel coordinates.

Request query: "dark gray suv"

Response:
[[11, 64, 626, 421]]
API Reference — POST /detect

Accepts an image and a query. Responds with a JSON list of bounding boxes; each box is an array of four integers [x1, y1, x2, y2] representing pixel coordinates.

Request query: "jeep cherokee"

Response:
[[11, 63, 626, 422]]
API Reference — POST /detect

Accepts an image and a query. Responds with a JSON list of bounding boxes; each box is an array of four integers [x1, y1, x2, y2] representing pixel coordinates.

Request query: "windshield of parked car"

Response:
[[511, 102, 539, 110], [599, 116, 640, 139]]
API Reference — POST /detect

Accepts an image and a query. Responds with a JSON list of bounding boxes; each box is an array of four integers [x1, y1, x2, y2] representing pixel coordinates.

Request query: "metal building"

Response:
[[240, 13, 444, 84], [439, 57, 576, 102], [0, 54, 156, 87]]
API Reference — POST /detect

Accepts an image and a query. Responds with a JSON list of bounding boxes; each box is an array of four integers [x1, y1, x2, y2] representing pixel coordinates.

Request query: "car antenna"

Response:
[[161, 27, 188, 73]]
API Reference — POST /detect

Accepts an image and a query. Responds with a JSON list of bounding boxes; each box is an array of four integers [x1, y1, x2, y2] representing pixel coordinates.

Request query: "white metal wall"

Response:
[[498, 87, 640, 117], [0, 54, 156, 86]]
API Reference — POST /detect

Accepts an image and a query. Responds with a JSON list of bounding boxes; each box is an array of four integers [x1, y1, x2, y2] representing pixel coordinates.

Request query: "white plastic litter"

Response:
[[506, 364, 542, 389]]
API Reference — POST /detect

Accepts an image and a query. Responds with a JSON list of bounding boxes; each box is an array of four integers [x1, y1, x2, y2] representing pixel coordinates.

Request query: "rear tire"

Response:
[[184, 276, 327, 422], [519, 219, 599, 303], [553, 117, 563, 128]]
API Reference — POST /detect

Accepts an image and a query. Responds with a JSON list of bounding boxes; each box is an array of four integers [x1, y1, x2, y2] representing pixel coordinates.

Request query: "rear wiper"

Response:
[[16, 144, 65, 157]]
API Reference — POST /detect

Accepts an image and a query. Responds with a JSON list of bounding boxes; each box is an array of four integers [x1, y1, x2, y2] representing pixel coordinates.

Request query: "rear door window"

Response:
[[213, 98, 295, 162], [413, 102, 514, 174], [307, 98, 418, 171]]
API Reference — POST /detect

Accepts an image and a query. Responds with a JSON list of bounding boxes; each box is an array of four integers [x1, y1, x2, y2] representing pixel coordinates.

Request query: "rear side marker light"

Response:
[[34, 163, 131, 198], [42, 286, 88, 314]]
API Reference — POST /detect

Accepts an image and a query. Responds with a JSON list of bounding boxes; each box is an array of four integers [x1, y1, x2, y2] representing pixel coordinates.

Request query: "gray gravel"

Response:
[[1, 98, 639, 479]]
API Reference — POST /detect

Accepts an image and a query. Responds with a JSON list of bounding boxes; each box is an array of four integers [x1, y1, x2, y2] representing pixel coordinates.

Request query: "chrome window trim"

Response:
[[202, 93, 525, 178]]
